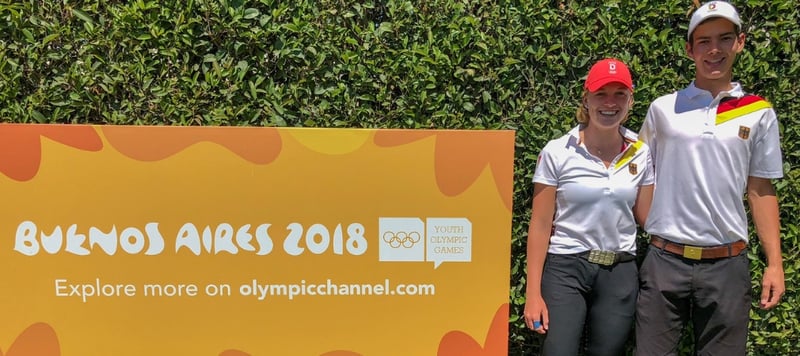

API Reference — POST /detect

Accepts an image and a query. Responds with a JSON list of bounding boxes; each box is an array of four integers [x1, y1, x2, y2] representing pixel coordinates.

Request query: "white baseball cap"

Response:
[[687, 1, 742, 40]]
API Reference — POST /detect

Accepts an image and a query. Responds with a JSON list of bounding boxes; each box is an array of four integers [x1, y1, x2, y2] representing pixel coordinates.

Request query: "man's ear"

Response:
[[734, 32, 746, 53], [685, 41, 693, 58]]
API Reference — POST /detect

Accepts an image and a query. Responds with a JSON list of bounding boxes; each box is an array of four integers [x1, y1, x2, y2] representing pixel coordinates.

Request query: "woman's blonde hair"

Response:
[[576, 90, 591, 124]]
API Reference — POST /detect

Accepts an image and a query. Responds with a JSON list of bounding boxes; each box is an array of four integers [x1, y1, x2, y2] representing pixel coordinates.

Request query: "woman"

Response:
[[523, 58, 654, 356]]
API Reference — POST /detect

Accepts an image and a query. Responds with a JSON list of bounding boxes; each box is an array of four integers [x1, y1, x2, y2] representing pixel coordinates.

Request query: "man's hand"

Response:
[[759, 265, 785, 309]]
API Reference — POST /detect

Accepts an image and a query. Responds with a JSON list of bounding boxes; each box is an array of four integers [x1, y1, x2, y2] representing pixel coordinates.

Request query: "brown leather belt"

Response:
[[650, 235, 746, 260]]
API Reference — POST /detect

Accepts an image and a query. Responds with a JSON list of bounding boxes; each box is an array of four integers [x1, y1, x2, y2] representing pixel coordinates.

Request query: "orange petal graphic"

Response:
[[374, 130, 513, 211], [373, 130, 436, 146], [433, 132, 513, 210], [101, 126, 282, 164], [0, 322, 60, 356], [437, 303, 509, 356], [218, 349, 361, 356], [219, 350, 250, 356], [0, 124, 102, 181]]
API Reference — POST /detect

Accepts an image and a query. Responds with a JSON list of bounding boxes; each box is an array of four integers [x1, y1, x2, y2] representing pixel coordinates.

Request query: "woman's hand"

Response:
[[523, 294, 549, 334]]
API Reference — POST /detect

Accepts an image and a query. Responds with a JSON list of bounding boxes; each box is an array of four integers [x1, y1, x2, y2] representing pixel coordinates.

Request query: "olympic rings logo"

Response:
[[382, 231, 422, 248]]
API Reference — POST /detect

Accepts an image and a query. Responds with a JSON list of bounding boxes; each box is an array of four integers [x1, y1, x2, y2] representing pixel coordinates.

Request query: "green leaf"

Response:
[[42, 33, 60, 46], [30, 110, 46, 122], [21, 29, 34, 43], [72, 9, 95, 26], [243, 8, 260, 19]]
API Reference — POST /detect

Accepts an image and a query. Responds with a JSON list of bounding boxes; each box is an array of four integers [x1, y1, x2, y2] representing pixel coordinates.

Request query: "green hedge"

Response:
[[1, 1, 798, 354]]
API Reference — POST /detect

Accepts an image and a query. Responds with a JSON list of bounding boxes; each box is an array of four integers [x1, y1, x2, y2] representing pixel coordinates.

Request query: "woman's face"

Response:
[[583, 83, 633, 129]]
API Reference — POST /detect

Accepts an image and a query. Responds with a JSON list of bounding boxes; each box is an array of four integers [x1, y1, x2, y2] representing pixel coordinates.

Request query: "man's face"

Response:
[[686, 17, 745, 82]]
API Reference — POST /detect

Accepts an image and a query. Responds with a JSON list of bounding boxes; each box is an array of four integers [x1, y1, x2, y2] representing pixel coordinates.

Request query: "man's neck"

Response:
[[695, 77, 734, 98]]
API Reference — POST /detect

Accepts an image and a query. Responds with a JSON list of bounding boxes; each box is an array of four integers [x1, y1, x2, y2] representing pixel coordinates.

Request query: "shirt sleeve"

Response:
[[639, 104, 658, 161], [749, 108, 784, 179], [533, 144, 559, 186]]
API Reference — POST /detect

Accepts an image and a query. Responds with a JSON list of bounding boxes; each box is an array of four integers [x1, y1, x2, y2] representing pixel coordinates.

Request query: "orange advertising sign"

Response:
[[0, 124, 514, 356]]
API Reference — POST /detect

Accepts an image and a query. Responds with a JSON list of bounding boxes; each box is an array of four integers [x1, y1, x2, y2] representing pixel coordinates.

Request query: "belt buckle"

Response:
[[683, 246, 703, 260], [587, 250, 615, 266]]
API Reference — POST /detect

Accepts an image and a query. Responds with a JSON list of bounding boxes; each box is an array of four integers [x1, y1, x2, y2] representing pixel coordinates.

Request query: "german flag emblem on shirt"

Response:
[[716, 94, 772, 125], [739, 126, 751, 139], [629, 163, 638, 175]]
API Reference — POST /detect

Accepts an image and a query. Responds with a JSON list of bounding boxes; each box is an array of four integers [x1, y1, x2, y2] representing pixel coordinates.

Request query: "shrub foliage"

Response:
[[1, 0, 798, 354]]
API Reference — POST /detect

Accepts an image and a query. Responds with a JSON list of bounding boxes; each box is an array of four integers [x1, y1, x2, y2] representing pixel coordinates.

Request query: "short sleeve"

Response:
[[533, 144, 559, 186], [639, 104, 657, 160], [749, 108, 784, 179]]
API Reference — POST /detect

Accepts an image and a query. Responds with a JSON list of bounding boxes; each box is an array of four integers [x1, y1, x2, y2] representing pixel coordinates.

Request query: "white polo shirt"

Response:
[[640, 82, 783, 245], [533, 125, 654, 254]]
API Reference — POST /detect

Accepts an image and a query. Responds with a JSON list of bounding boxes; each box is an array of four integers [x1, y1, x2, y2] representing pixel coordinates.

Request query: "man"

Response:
[[635, 1, 785, 355]]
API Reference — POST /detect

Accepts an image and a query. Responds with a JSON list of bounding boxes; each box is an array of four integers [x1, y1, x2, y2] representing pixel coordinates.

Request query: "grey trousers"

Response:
[[635, 247, 750, 356], [540, 253, 638, 356]]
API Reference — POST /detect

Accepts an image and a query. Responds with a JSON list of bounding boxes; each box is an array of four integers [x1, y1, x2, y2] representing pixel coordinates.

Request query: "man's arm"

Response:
[[634, 184, 654, 226], [747, 176, 784, 309]]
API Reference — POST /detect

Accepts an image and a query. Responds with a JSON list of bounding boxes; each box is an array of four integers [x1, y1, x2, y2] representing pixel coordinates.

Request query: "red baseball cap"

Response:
[[584, 58, 633, 92]]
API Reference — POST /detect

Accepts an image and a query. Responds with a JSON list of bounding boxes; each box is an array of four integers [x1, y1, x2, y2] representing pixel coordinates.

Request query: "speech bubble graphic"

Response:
[[378, 217, 425, 262], [426, 218, 472, 269]]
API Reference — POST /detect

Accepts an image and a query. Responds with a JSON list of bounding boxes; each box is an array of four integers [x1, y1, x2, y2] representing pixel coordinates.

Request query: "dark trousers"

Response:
[[540, 253, 638, 356], [635, 247, 751, 356]]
